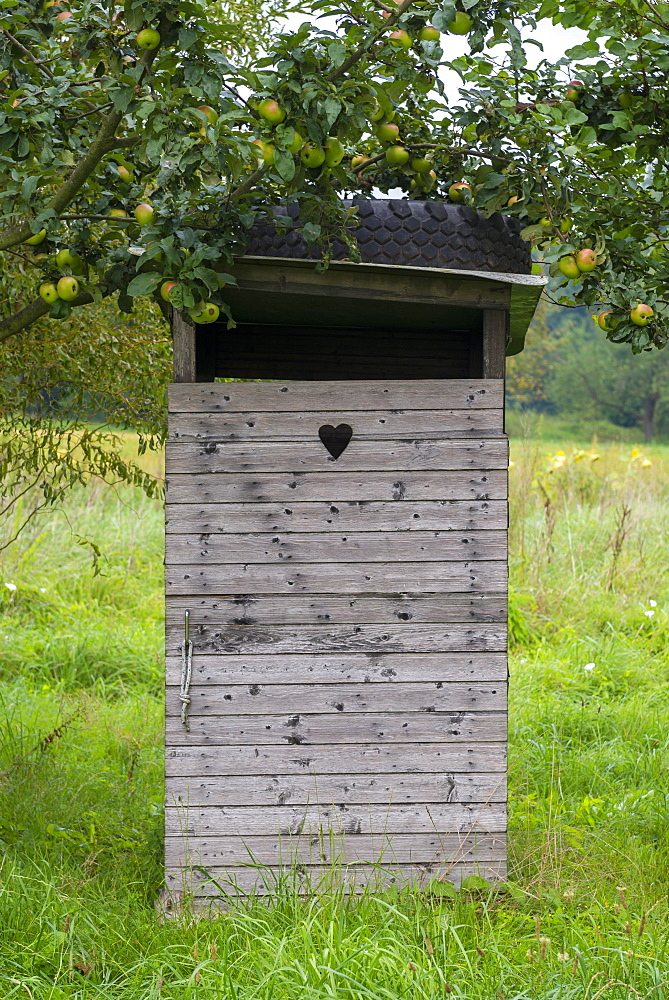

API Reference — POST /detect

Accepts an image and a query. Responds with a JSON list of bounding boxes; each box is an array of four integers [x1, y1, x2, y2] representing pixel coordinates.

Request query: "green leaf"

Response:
[[302, 222, 321, 244], [126, 273, 160, 297], [274, 147, 296, 182]]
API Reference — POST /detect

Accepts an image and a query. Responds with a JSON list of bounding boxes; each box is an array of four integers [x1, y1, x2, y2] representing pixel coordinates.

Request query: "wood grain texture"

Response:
[[164, 771, 507, 806], [482, 310, 508, 381], [165, 744, 508, 777], [165, 859, 507, 898], [165, 712, 506, 746], [166, 438, 508, 475], [166, 682, 506, 718], [166, 500, 507, 534], [166, 561, 508, 595], [172, 311, 196, 383], [165, 652, 508, 686], [168, 380, 504, 413], [166, 470, 508, 503], [165, 803, 507, 837], [169, 410, 504, 442], [165, 530, 507, 565], [165, 594, 507, 627], [165, 623, 506, 656], [165, 831, 507, 866]]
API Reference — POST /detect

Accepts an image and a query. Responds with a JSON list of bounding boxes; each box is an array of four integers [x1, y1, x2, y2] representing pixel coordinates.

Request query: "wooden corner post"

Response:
[[482, 309, 508, 380], [172, 310, 196, 383]]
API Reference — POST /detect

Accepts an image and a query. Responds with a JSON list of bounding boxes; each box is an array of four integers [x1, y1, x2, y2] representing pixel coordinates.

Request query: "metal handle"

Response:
[[179, 610, 193, 730]]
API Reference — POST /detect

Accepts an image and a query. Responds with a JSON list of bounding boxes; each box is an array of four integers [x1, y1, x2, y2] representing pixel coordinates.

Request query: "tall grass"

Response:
[[1, 430, 669, 997]]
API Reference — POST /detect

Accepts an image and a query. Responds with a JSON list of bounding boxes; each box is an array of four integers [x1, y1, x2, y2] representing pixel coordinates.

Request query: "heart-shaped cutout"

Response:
[[318, 423, 353, 460]]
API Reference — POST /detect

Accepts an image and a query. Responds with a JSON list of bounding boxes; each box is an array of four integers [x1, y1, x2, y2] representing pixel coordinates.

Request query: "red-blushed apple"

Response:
[[376, 121, 400, 142], [253, 139, 275, 165], [558, 256, 581, 280], [507, 195, 519, 206], [385, 145, 410, 166], [324, 137, 345, 166], [448, 181, 472, 203], [575, 248, 597, 272], [597, 311, 619, 331], [448, 11, 472, 33], [116, 164, 132, 182], [39, 282, 59, 304], [299, 143, 326, 168], [257, 99, 286, 125], [565, 80, 583, 102], [197, 105, 217, 124], [389, 29, 411, 48], [136, 27, 160, 49], [56, 275, 79, 300], [134, 203, 154, 225], [630, 303, 654, 326], [160, 281, 179, 302], [56, 11, 73, 22], [25, 228, 47, 245], [419, 25, 440, 41]]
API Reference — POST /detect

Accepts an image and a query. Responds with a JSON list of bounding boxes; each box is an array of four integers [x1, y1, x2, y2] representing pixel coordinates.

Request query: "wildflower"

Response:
[[4, 582, 16, 592], [584, 662, 596, 671], [649, 600, 657, 607], [557, 951, 570, 962], [631, 448, 640, 459], [644, 610, 655, 618], [641, 459, 652, 468], [589, 452, 600, 462], [574, 450, 585, 461]]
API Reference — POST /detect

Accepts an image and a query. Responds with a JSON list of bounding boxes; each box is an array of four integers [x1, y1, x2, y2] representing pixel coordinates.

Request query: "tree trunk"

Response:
[[643, 393, 660, 442]]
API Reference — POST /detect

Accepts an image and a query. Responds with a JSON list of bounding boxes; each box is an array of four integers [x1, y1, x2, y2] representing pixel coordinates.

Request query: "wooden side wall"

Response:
[[165, 379, 508, 901]]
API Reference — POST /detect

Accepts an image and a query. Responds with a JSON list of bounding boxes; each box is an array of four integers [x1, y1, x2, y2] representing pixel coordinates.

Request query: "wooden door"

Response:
[[164, 379, 508, 902]]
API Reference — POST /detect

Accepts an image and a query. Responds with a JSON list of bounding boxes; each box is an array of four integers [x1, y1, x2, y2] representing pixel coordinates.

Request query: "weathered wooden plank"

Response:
[[168, 380, 503, 414], [165, 623, 506, 656], [165, 651, 508, 686], [166, 682, 506, 718], [165, 859, 507, 898], [165, 595, 507, 628], [166, 438, 508, 475], [165, 711, 506, 746], [166, 470, 508, 504], [165, 831, 507, 866], [166, 561, 508, 595], [165, 803, 506, 837], [165, 530, 507, 566], [165, 500, 507, 534], [164, 771, 507, 806], [482, 310, 508, 381], [169, 410, 504, 442], [165, 743, 508, 776], [172, 311, 196, 383]]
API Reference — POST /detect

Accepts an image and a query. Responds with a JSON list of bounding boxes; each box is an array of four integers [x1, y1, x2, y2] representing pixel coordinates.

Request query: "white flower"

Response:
[[649, 600, 657, 607], [39, 587, 46, 593], [584, 663, 596, 671], [557, 952, 570, 962], [644, 609, 655, 618], [4, 582, 16, 592]]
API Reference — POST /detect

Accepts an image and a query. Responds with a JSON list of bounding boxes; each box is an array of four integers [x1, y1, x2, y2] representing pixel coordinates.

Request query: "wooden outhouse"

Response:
[[164, 200, 544, 904]]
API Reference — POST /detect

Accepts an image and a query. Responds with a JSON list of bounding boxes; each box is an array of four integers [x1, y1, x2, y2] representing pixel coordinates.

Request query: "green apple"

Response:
[[597, 311, 619, 331], [160, 280, 179, 301], [134, 202, 154, 225], [39, 282, 59, 304], [448, 181, 472, 203], [299, 143, 326, 168], [324, 137, 345, 166], [540, 216, 553, 227], [419, 25, 440, 41], [288, 130, 303, 154], [369, 101, 385, 122], [559, 216, 572, 233], [116, 164, 133, 182], [25, 228, 47, 246], [618, 91, 634, 109], [629, 303, 654, 326], [507, 195, 519, 207], [448, 11, 472, 34], [531, 263, 543, 275], [385, 145, 410, 166], [136, 27, 160, 49], [410, 157, 431, 172], [253, 139, 275, 166], [189, 302, 220, 324], [389, 29, 411, 48], [351, 154, 370, 170], [376, 121, 400, 142], [56, 275, 79, 300], [55, 248, 83, 274], [257, 99, 286, 125], [197, 105, 217, 124], [109, 208, 127, 218], [575, 248, 597, 272], [558, 255, 581, 280]]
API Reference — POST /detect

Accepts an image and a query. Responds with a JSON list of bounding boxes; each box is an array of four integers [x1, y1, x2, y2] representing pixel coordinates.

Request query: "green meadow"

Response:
[[2, 428, 669, 999]]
